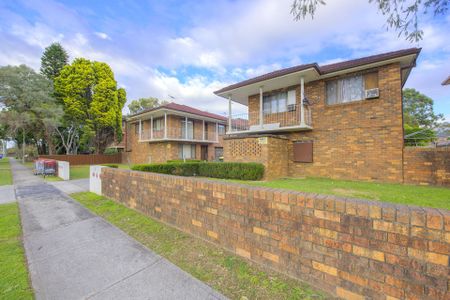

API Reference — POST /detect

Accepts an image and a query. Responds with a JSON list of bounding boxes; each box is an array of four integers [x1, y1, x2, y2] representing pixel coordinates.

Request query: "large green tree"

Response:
[[0, 65, 63, 159], [54, 58, 126, 154], [128, 97, 168, 115], [403, 88, 444, 128], [291, 0, 448, 41], [40, 43, 69, 81]]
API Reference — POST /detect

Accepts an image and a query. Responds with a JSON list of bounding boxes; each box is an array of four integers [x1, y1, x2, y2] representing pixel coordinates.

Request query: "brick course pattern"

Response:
[[102, 167, 450, 300], [403, 148, 450, 186]]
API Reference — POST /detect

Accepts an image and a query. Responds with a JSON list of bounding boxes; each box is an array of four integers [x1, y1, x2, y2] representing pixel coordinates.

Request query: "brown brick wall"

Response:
[[102, 168, 450, 300], [223, 135, 288, 180], [403, 148, 450, 186]]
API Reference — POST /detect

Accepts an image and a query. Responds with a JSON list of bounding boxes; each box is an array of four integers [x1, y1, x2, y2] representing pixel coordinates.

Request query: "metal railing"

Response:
[[140, 126, 218, 142], [228, 104, 312, 133]]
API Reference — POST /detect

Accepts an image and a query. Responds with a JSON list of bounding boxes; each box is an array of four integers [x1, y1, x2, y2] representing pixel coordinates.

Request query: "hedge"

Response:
[[131, 162, 264, 180], [101, 164, 118, 168]]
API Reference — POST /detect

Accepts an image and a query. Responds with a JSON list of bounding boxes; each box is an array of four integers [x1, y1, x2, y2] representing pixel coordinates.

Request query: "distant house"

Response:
[[442, 76, 450, 85], [125, 103, 227, 163], [214, 48, 422, 181]]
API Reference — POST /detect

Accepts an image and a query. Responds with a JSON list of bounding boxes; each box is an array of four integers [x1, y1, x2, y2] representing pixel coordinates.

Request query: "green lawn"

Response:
[[0, 203, 34, 299], [0, 158, 12, 186], [71, 192, 325, 300], [233, 177, 450, 210]]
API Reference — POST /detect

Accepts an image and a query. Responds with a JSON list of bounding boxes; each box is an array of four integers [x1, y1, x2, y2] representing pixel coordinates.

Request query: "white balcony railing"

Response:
[[228, 104, 312, 133], [139, 126, 219, 143]]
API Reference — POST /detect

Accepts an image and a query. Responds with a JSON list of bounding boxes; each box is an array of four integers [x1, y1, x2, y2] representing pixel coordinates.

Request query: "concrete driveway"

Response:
[[11, 158, 226, 300]]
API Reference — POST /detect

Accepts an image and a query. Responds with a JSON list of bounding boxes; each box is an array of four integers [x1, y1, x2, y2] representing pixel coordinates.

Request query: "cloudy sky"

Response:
[[0, 0, 449, 119]]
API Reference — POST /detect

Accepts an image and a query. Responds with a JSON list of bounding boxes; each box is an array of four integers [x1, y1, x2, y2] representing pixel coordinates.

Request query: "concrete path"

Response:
[[0, 185, 16, 204], [11, 158, 226, 300], [49, 178, 89, 194]]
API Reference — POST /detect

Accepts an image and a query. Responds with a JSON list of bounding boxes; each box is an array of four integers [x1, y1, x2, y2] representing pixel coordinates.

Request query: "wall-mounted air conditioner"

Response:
[[365, 88, 379, 99]]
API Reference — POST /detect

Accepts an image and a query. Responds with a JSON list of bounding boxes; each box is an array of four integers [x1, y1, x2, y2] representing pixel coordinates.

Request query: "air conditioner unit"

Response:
[[287, 104, 296, 112], [365, 88, 379, 99]]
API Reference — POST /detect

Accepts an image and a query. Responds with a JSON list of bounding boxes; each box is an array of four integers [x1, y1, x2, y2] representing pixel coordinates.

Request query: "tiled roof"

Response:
[[214, 48, 421, 94], [129, 102, 227, 121]]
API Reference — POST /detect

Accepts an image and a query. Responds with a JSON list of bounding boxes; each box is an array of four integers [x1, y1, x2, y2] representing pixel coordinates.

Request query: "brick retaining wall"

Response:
[[403, 148, 450, 186], [101, 168, 450, 299]]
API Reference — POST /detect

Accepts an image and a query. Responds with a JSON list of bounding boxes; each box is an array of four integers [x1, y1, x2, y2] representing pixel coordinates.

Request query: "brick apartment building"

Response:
[[214, 48, 425, 181], [124, 103, 227, 164]]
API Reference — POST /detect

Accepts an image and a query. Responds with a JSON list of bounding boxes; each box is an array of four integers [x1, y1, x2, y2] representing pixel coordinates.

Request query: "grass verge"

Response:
[[71, 192, 326, 300], [227, 177, 450, 210], [0, 203, 33, 299], [0, 158, 12, 186]]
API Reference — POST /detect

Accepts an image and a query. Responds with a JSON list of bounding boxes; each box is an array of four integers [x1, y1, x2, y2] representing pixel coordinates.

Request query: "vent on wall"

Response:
[[293, 140, 313, 163]]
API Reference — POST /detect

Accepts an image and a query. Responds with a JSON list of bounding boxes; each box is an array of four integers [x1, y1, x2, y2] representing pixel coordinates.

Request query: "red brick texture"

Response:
[[403, 148, 450, 186], [102, 168, 450, 299]]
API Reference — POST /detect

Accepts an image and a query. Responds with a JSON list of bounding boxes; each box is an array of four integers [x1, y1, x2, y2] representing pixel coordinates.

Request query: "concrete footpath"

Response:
[[11, 158, 226, 300]]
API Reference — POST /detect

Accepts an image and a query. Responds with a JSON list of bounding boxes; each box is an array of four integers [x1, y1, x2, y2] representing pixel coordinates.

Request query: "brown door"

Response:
[[201, 145, 208, 161]]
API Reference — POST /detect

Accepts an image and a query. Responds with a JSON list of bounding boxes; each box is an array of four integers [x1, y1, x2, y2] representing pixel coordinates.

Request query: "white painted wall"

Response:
[[89, 165, 105, 195], [57, 161, 70, 180]]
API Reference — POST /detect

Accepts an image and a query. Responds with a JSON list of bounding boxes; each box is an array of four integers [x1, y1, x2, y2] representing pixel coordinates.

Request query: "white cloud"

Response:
[[94, 32, 111, 40]]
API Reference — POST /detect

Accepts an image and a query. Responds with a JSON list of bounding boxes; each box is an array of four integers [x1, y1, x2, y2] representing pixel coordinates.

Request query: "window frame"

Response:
[[325, 71, 379, 106]]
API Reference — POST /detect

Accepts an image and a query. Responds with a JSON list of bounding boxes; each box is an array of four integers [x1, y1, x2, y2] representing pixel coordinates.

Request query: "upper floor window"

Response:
[[153, 118, 163, 130], [326, 72, 378, 105], [263, 90, 296, 114], [218, 124, 226, 135]]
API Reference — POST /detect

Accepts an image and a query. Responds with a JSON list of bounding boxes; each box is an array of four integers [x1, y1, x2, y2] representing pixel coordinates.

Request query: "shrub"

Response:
[[198, 162, 264, 180], [104, 148, 119, 155], [132, 161, 264, 180], [102, 164, 118, 168], [132, 162, 200, 176], [166, 159, 202, 163]]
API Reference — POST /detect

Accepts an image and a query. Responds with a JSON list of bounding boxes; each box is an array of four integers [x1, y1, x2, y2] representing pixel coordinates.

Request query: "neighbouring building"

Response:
[[214, 48, 433, 182], [124, 102, 227, 164]]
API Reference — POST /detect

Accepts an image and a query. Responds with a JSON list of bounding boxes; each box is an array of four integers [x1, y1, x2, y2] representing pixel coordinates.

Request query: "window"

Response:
[[179, 144, 196, 159], [153, 118, 163, 130], [218, 124, 226, 135], [326, 72, 379, 105], [263, 91, 290, 114], [181, 119, 194, 139]]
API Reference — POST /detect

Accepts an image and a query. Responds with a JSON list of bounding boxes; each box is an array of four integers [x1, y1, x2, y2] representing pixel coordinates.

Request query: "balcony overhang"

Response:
[[227, 124, 312, 136], [215, 67, 320, 105]]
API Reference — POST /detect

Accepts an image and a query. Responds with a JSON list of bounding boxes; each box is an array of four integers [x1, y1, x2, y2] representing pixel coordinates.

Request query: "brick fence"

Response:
[[403, 148, 450, 186], [39, 154, 122, 165], [101, 168, 450, 299]]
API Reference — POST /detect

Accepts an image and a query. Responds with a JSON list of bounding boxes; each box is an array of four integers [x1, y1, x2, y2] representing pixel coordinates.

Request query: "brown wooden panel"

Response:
[[293, 141, 313, 163], [364, 72, 379, 90]]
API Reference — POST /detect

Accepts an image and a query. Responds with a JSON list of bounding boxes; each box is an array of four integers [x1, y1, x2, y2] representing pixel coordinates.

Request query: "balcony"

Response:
[[139, 125, 220, 143], [227, 103, 312, 134]]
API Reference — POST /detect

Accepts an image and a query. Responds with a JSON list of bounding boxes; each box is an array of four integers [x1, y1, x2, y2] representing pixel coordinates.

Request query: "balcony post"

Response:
[[215, 122, 219, 142], [203, 120, 205, 141], [139, 119, 142, 141], [164, 112, 167, 139], [150, 116, 153, 140], [300, 77, 305, 126], [228, 95, 232, 133], [185, 116, 188, 140], [259, 86, 263, 128]]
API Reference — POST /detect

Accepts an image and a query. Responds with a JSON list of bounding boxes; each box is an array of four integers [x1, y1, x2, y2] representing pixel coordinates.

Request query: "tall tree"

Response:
[[54, 58, 126, 154], [128, 97, 168, 115], [291, 0, 448, 41], [40, 43, 69, 80], [0, 65, 63, 158], [403, 88, 444, 128]]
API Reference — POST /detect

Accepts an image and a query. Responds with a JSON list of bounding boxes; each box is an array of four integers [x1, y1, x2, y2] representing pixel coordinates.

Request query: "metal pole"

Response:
[[228, 95, 232, 133], [259, 86, 263, 128], [300, 77, 305, 126]]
